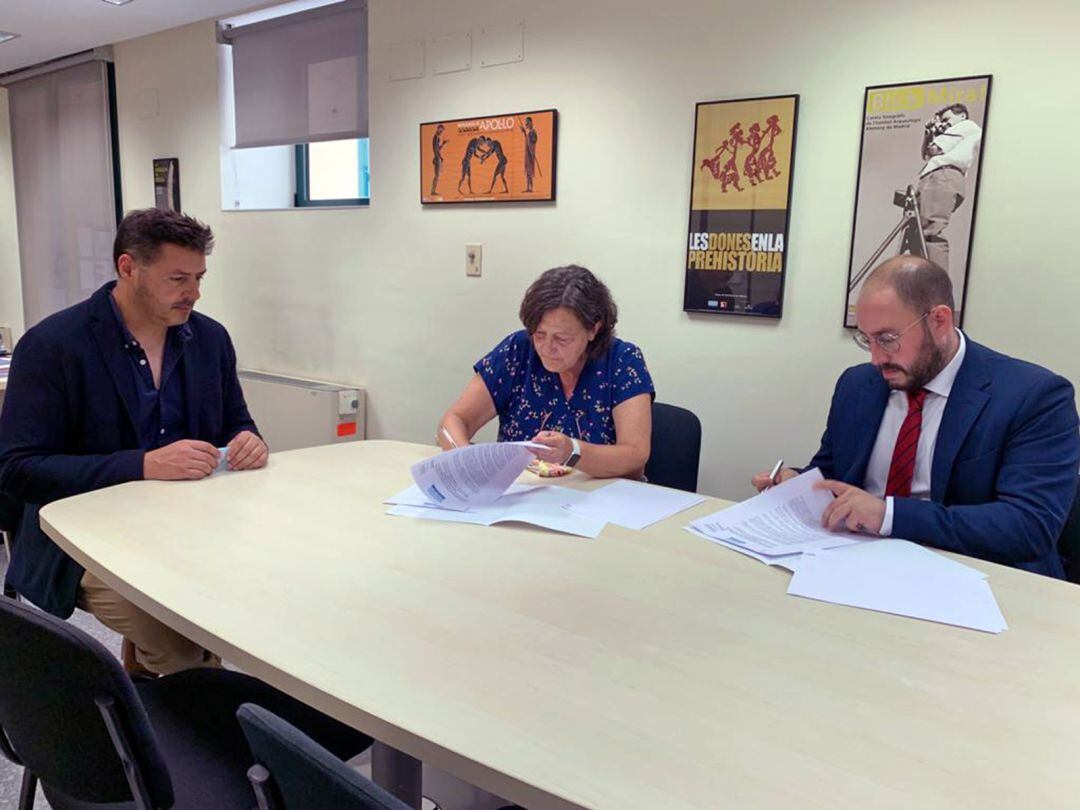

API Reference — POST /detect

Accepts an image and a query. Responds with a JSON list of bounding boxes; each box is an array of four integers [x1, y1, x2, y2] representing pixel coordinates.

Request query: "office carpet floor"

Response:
[[0, 547, 508, 810]]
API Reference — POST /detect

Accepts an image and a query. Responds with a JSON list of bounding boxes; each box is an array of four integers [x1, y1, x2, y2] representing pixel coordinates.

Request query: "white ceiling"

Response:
[[0, 0, 270, 74]]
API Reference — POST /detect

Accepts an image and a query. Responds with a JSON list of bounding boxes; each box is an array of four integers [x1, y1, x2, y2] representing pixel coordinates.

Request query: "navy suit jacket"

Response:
[[0, 282, 259, 617], [808, 337, 1080, 578]]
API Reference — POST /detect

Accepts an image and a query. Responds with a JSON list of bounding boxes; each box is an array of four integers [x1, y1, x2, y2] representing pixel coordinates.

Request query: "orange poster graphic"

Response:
[[420, 109, 557, 204]]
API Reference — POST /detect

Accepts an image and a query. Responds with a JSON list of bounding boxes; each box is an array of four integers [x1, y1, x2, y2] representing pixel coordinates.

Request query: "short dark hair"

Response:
[[519, 265, 618, 360], [113, 208, 214, 272], [865, 256, 955, 313], [938, 103, 969, 119]]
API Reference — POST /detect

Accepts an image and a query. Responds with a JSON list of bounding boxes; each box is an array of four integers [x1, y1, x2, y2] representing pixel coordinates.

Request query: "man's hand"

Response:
[[751, 467, 797, 492], [816, 480, 885, 534], [227, 430, 269, 471], [144, 440, 221, 481]]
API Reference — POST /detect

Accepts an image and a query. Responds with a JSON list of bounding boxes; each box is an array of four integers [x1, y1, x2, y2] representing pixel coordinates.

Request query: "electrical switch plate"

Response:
[[466, 244, 482, 277]]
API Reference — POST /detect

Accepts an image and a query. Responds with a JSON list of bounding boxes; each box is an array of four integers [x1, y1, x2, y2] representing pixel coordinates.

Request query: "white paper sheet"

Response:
[[410, 442, 543, 510], [385, 483, 539, 510], [387, 486, 605, 538], [690, 468, 862, 555], [566, 479, 705, 530], [787, 540, 1006, 633]]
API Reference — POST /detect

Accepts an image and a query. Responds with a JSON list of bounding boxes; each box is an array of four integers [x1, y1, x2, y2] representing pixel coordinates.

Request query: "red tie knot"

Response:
[[907, 388, 928, 412]]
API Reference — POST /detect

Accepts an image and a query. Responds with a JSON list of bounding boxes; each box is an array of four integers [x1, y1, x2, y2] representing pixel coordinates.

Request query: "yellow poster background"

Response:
[[420, 110, 556, 203], [691, 97, 795, 211]]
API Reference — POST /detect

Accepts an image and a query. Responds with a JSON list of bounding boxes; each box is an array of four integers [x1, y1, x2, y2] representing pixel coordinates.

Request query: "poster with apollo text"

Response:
[[684, 94, 799, 318], [845, 76, 991, 327], [420, 109, 557, 204]]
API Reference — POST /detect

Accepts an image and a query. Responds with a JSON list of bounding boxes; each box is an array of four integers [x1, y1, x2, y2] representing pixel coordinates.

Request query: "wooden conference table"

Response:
[[40, 440, 1080, 809]]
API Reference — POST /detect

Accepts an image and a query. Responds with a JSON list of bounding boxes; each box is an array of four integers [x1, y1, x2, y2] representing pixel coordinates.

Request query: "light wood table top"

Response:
[[40, 440, 1080, 809]]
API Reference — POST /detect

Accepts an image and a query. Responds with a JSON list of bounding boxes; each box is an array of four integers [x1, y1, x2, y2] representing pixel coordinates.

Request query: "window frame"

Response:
[[293, 142, 370, 208]]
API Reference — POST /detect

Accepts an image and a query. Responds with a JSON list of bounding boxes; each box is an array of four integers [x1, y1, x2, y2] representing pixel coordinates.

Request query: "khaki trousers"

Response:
[[76, 570, 221, 676]]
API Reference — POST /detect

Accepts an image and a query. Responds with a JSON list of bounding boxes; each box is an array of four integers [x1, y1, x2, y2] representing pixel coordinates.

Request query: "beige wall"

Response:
[[0, 87, 23, 342], [102, 0, 1080, 499]]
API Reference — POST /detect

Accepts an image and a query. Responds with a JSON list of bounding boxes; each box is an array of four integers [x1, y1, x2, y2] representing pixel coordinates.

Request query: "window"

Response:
[[218, 0, 369, 211], [294, 138, 370, 207]]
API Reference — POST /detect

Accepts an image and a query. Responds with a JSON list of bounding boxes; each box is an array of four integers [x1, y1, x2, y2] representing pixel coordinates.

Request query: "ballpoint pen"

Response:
[[765, 458, 784, 490], [439, 426, 459, 449]]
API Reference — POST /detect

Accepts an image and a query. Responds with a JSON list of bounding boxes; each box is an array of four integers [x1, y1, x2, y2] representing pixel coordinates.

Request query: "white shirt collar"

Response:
[[923, 329, 966, 398]]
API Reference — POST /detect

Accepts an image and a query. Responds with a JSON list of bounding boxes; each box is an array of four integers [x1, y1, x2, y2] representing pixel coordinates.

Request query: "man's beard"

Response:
[[879, 334, 948, 391], [135, 281, 193, 324]]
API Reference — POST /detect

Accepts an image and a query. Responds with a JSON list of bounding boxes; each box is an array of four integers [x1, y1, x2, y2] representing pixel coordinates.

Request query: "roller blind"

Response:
[[223, 0, 368, 148], [6, 60, 118, 327]]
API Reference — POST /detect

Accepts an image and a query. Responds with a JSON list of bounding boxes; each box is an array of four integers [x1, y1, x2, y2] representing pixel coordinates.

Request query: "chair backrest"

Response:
[[0, 595, 174, 807], [237, 703, 409, 810], [644, 402, 702, 493], [1058, 477, 1080, 584]]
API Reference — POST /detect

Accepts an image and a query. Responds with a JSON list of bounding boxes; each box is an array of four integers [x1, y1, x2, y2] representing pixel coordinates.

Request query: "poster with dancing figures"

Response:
[[684, 94, 799, 318], [420, 109, 557, 204], [845, 75, 991, 327]]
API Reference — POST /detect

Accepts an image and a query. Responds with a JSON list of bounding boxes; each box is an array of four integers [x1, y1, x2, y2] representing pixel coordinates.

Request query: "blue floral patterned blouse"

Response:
[[474, 330, 655, 444]]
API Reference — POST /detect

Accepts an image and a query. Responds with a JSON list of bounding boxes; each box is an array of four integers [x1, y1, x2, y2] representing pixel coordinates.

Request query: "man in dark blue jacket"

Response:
[[0, 208, 268, 673], [753, 256, 1079, 578]]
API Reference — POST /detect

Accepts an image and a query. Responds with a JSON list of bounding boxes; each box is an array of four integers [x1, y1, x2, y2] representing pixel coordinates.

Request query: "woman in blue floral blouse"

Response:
[[438, 265, 655, 479]]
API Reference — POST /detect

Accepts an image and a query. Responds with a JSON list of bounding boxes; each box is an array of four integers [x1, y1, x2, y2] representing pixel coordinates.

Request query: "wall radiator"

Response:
[[238, 370, 364, 453]]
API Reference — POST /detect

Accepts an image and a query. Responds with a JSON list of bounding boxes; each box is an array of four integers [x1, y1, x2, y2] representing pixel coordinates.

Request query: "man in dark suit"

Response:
[[754, 256, 1079, 578], [0, 208, 269, 673]]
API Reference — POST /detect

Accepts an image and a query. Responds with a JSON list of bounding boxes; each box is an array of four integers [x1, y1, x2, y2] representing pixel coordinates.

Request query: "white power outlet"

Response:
[[465, 243, 482, 277]]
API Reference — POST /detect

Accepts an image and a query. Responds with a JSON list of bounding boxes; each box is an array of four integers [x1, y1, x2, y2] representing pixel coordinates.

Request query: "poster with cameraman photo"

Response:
[[844, 75, 991, 327]]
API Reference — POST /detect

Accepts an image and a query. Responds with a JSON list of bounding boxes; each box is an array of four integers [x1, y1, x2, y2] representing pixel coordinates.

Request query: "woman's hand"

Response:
[[530, 430, 574, 465]]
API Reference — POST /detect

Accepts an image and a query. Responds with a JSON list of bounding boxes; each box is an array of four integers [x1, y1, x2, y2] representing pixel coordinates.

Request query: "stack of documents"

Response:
[[688, 468, 1007, 633], [387, 442, 605, 538], [410, 441, 543, 510], [788, 540, 1006, 633], [386, 482, 606, 538], [387, 445, 707, 539], [687, 468, 861, 570]]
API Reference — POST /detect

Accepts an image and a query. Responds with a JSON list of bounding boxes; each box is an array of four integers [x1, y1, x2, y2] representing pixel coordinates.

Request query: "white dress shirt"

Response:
[[920, 119, 983, 177], [864, 330, 967, 535]]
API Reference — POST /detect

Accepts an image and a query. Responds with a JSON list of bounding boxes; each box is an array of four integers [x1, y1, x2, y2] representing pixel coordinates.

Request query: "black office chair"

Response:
[[1057, 477, 1080, 584], [0, 491, 22, 599], [238, 703, 410, 810], [644, 402, 702, 493], [0, 595, 372, 810]]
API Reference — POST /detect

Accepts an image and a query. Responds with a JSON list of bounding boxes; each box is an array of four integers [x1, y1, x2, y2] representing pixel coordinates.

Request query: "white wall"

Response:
[[0, 87, 24, 342], [105, 0, 1080, 500]]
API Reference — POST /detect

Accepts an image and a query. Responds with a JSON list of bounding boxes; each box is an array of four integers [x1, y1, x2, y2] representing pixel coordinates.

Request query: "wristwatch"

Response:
[[564, 437, 582, 469]]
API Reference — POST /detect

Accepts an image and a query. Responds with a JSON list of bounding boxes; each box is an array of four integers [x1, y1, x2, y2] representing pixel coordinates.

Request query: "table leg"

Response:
[[371, 740, 423, 809]]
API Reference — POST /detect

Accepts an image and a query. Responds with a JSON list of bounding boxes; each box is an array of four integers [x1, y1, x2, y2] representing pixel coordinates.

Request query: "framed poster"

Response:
[[153, 158, 181, 212], [684, 94, 799, 318], [420, 109, 557, 204], [845, 75, 991, 327]]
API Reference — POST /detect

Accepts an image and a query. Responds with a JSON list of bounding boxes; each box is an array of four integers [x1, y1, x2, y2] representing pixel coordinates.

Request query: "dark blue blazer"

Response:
[[808, 337, 1080, 578], [0, 282, 258, 617]]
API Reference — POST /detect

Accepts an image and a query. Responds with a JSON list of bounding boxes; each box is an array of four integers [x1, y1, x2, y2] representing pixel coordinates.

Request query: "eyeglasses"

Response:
[[852, 312, 929, 353]]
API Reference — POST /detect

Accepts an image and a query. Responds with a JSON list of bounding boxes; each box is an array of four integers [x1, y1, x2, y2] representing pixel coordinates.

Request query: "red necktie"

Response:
[[885, 389, 928, 498]]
